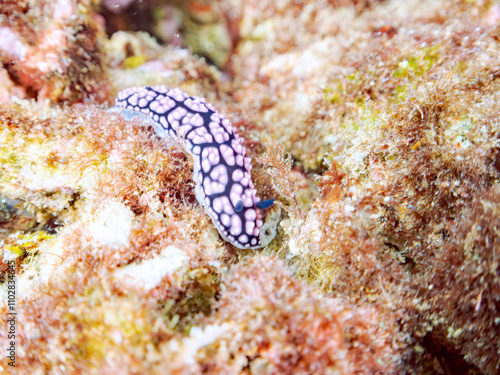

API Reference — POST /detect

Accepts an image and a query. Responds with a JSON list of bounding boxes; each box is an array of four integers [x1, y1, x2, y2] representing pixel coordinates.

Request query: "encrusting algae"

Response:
[[1, 0, 500, 374]]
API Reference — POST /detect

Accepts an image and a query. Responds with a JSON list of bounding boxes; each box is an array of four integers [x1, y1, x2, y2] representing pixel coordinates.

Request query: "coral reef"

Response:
[[1, 0, 500, 374]]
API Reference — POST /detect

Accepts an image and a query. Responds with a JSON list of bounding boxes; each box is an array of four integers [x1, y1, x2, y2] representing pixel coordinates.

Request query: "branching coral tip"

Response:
[[115, 86, 275, 249]]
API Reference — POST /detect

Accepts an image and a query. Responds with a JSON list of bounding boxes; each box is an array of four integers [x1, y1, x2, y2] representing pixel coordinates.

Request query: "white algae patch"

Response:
[[88, 201, 134, 247], [169, 323, 230, 365], [115, 245, 187, 290]]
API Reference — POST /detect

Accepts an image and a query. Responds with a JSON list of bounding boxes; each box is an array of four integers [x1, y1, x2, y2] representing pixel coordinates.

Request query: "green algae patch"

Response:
[[393, 46, 442, 79], [64, 294, 167, 366]]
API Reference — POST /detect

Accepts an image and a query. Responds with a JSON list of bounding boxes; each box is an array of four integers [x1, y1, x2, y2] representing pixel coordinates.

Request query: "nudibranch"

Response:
[[114, 85, 275, 249]]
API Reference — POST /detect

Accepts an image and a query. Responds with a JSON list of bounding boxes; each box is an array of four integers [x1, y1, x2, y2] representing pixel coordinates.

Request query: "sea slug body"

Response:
[[115, 85, 274, 249]]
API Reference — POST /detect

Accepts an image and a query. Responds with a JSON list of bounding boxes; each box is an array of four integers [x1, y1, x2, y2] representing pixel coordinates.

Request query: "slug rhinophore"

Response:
[[114, 86, 275, 249]]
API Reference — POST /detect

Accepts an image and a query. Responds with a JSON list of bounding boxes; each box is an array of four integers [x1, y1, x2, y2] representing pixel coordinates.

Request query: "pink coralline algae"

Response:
[[115, 86, 275, 249]]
